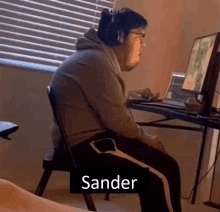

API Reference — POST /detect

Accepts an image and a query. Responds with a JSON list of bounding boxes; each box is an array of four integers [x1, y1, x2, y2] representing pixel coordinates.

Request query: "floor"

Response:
[[39, 189, 220, 212]]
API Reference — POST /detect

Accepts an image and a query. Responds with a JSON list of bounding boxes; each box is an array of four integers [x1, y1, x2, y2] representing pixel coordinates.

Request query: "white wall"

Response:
[[0, 66, 70, 191]]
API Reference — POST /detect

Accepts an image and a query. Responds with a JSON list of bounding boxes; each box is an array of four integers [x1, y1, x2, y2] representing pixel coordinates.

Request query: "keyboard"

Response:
[[137, 102, 186, 109]]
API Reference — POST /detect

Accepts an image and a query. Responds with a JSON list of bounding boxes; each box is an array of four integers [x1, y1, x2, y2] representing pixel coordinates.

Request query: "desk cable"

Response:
[[181, 91, 220, 200], [181, 149, 220, 200]]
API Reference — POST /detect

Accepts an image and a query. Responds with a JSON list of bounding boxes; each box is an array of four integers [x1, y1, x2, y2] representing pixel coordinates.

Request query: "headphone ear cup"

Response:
[[103, 9, 123, 45], [105, 24, 119, 45], [117, 29, 124, 44]]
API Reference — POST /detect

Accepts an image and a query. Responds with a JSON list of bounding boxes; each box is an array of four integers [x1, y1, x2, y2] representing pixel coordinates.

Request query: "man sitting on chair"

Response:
[[50, 8, 182, 212]]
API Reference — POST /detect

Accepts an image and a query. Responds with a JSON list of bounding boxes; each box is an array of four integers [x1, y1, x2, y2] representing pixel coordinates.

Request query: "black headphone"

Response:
[[104, 9, 124, 45]]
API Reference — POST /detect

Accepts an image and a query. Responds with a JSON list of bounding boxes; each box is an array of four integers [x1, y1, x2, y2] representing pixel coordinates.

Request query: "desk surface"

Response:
[[129, 102, 220, 130]]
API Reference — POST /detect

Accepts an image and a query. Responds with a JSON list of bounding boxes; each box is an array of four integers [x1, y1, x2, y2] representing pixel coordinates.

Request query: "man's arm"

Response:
[[77, 60, 153, 146]]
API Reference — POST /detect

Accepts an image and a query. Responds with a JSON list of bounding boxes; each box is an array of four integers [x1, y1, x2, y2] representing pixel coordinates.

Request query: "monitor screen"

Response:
[[182, 33, 218, 93]]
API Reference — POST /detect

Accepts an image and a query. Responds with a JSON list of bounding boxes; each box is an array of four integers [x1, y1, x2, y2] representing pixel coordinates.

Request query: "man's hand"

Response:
[[148, 135, 168, 155]]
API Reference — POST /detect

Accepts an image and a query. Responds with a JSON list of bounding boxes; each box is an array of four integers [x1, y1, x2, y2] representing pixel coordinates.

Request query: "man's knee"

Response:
[[165, 155, 181, 177], [170, 157, 180, 170]]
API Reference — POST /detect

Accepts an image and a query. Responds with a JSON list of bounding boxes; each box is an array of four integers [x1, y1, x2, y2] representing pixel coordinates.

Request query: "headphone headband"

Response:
[[101, 8, 124, 45], [109, 9, 119, 24]]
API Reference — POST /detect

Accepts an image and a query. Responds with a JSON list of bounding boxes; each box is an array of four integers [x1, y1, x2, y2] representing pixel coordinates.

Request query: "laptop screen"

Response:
[[164, 73, 195, 105]]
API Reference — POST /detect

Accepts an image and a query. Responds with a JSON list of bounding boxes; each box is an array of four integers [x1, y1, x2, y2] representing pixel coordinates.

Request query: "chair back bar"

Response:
[[46, 86, 97, 211], [47, 86, 77, 168]]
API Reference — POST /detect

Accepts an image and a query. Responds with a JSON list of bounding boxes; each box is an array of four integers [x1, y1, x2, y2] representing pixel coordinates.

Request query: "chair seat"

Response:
[[43, 148, 72, 171]]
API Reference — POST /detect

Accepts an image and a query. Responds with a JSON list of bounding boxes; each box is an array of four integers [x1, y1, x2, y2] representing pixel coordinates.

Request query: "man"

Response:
[[50, 8, 182, 212]]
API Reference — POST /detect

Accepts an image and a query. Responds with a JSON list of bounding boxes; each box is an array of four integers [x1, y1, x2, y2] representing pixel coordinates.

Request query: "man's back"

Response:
[[50, 29, 128, 148]]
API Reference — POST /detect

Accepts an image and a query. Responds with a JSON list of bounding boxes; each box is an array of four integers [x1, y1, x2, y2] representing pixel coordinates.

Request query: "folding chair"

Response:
[[35, 86, 96, 211]]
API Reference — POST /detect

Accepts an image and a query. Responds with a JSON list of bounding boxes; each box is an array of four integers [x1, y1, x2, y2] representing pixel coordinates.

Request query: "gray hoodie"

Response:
[[50, 28, 152, 148]]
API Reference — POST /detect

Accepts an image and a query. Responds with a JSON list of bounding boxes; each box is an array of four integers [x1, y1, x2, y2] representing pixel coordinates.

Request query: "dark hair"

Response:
[[97, 8, 148, 46]]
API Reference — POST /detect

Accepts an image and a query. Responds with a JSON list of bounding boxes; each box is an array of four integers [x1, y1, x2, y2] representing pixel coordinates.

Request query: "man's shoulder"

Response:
[[82, 49, 112, 67], [53, 49, 115, 80], [72, 49, 109, 63], [58, 50, 110, 71]]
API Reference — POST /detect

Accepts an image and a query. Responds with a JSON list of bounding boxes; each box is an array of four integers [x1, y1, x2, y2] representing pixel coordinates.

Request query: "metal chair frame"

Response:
[[35, 86, 96, 211]]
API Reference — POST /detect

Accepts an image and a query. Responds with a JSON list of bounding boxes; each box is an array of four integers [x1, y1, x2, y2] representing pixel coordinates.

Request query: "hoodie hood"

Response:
[[75, 28, 121, 76]]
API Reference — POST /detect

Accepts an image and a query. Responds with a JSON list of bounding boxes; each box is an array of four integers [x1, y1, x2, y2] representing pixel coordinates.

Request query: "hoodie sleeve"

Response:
[[77, 58, 153, 145]]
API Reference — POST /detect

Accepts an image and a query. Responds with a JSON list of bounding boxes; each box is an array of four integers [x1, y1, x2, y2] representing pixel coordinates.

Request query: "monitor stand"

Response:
[[198, 52, 220, 117]]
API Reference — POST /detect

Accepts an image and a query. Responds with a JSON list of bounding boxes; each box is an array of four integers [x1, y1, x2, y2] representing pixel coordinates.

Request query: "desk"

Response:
[[129, 102, 220, 204]]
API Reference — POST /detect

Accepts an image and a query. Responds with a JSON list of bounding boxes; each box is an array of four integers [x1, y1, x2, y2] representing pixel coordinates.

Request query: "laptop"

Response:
[[130, 72, 195, 109]]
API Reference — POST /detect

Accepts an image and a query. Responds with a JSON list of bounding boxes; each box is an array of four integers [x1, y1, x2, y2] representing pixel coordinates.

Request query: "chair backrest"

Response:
[[47, 86, 97, 212], [46, 86, 77, 168]]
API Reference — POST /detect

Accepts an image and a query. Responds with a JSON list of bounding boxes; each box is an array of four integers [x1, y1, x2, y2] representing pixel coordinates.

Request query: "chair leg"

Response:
[[35, 169, 52, 197], [83, 193, 97, 211], [105, 193, 110, 201]]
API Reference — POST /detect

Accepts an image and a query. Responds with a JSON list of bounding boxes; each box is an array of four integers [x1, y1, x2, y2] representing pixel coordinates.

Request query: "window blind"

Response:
[[0, 0, 114, 72]]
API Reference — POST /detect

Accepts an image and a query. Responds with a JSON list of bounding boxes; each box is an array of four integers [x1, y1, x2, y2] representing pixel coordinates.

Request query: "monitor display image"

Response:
[[182, 34, 217, 93]]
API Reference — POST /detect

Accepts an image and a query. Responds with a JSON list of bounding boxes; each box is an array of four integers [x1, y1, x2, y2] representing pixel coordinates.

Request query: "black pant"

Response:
[[71, 132, 182, 212]]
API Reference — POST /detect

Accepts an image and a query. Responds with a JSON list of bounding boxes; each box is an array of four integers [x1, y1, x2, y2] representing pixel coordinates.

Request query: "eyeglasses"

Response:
[[130, 31, 146, 40]]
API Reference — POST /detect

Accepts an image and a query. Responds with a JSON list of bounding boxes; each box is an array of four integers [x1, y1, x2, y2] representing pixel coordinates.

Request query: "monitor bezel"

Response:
[[182, 32, 220, 94]]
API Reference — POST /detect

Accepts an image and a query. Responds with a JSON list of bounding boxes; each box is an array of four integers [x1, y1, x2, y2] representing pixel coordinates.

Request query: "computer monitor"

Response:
[[182, 32, 220, 93], [182, 32, 220, 115]]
